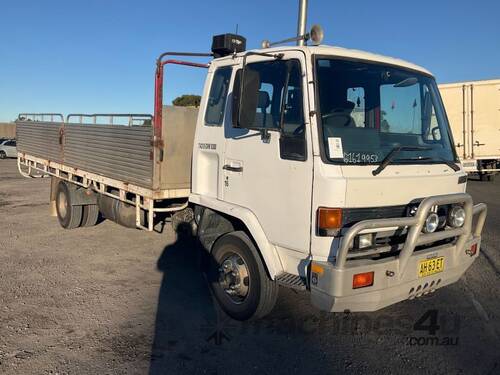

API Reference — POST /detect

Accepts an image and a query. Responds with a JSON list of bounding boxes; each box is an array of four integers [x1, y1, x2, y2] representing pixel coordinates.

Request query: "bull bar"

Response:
[[335, 193, 487, 275], [310, 193, 487, 312]]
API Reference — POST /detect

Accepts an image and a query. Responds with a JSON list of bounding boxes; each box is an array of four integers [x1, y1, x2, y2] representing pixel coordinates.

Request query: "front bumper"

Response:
[[310, 193, 487, 312]]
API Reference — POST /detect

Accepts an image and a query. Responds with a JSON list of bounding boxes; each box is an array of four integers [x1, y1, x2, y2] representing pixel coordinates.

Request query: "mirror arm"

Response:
[[260, 129, 271, 143]]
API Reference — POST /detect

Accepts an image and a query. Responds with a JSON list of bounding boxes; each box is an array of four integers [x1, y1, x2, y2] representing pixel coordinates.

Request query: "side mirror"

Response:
[[232, 68, 260, 128]]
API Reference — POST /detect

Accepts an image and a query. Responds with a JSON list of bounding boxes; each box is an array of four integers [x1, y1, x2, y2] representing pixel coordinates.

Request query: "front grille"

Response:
[[342, 204, 418, 227], [340, 202, 458, 262]]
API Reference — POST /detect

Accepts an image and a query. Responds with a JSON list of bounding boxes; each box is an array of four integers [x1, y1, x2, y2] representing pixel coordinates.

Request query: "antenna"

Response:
[[235, 24, 239, 35]]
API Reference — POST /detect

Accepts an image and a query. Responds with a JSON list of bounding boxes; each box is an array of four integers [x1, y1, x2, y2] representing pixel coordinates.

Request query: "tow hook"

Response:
[[465, 243, 478, 257]]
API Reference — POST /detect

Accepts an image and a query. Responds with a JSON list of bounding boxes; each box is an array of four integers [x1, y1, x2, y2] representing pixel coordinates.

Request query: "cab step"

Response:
[[276, 272, 307, 291]]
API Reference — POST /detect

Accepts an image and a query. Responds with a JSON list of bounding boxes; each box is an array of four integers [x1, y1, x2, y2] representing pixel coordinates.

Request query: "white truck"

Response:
[[16, 29, 487, 321], [439, 79, 500, 181]]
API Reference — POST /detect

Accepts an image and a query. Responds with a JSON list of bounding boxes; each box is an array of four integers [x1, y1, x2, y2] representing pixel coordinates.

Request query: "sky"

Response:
[[1, 0, 499, 122]]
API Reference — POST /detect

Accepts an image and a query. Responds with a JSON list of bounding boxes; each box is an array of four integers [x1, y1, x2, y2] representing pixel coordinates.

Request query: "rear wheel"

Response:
[[81, 204, 99, 227], [208, 231, 278, 321], [56, 182, 82, 229], [0, 151, 6, 159]]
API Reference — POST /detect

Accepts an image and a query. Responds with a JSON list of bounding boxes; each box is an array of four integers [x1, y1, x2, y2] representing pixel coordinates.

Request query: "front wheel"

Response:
[[0, 151, 6, 159], [208, 231, 278, 321]]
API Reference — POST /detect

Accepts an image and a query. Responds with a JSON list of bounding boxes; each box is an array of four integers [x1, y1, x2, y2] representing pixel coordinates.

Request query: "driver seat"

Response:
[[254, 91, 273, 128], [327, 100, 356, 128]]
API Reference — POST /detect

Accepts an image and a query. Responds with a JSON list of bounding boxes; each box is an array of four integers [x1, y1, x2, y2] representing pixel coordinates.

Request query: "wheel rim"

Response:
[[218, 252, 250, 304], [57, 190, 68, 218]]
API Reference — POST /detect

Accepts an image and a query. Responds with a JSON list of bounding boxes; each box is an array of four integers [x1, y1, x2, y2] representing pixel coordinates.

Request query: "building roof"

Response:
[[438, 78, 500, 88]]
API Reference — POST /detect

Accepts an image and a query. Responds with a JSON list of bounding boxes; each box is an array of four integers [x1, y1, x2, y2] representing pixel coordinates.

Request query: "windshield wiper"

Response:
[[372, 145, 432, 176], [395, 156, 460, 172]]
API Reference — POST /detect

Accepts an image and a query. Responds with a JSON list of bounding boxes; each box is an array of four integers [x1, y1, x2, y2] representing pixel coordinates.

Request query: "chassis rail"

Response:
[[18, 153, 188, 231], [336, 193, 487, 276]]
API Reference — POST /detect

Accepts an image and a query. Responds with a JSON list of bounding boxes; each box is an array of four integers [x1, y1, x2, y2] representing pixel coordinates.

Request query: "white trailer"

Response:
[[16, 28, 488, 320], [439, 79, 500, 180]]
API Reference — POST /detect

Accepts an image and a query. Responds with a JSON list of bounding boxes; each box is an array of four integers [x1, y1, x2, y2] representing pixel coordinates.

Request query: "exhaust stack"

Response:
[[261, 0, 323, 49], [297, 0, 308, 46]]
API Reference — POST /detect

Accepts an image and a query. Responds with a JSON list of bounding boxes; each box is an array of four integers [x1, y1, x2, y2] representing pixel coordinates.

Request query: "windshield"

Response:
[[315, 58, 456, 165]]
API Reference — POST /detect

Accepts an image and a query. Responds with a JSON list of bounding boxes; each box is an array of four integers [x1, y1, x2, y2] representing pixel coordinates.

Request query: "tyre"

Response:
[[480, 173, 489, 182], [487, 174, 495, 182], [171, 207, 194, 233], [81, 204, 99, 227], [208, 231, 278, 321], [0, 151, 6, 159], [55, 182, 83, 229]]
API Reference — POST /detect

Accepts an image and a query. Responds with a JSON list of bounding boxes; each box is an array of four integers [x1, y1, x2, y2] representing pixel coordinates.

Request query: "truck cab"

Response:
[[190, 44, 487, 319]]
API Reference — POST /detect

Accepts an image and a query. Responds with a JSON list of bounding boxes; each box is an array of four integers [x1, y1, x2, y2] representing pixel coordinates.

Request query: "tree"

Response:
[[172, 94, 201, 107]]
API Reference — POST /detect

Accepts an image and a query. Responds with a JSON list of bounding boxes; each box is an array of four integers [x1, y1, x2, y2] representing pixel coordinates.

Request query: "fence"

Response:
[[0, 123, 16, 138]]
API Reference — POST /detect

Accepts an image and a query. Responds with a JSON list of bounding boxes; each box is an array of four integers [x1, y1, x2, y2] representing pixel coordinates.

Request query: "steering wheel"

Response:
[[321, 113, 352, 127]]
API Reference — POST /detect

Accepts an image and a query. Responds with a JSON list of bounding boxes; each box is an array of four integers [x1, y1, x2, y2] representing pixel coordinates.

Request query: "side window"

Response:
[[234, 59, 306, 161], [279, 61, 307, 161], [347, 87, 365, 127], [205, 67, 232, 126], [243, 60, 287, 129], [281, 62, 304, 136]]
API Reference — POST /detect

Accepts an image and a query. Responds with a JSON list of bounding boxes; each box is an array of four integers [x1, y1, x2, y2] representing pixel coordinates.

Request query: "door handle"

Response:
[[223, 164, 243, 172]]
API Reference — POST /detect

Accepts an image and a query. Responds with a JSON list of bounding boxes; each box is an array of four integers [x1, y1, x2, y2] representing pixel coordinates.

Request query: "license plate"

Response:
[[418, 257, 444, 278]]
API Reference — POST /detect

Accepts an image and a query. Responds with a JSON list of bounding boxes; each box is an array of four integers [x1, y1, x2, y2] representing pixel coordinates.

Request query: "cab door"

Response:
[[192, 64, 234, 199], [222, 51, 314, 265]]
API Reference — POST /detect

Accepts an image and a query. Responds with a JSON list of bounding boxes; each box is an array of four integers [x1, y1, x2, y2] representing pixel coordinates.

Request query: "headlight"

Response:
[[448, 206, 466, 228], [423, 213, 439, 233], [355, 233, 373, 249]]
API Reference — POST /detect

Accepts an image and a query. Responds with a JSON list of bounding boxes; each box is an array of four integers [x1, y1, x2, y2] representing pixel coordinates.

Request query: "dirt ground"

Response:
[[0, 158, 499, 374]]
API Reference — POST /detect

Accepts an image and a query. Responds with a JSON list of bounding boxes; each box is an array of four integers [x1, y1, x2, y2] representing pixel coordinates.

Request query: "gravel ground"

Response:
[[0, 158, 499, 374]]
